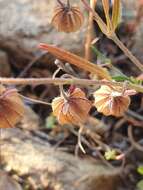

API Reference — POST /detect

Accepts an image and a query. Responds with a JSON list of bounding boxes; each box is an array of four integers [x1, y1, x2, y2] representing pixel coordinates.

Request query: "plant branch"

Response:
[[0, 77, 143, 93], [111, 34, 143, 72], [85, 0, 97, 60], [81, 0, 143, 72]]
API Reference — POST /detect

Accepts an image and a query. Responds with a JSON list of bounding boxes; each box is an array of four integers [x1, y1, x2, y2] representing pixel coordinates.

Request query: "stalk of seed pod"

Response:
[[52, 86, 92, 125], [51, 0, 84, 33], [0, 85, 24, 128], [93, 85, 136, 117]]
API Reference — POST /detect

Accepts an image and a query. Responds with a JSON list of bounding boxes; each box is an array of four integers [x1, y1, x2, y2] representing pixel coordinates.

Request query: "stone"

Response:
[[0, 0, 87, 68]]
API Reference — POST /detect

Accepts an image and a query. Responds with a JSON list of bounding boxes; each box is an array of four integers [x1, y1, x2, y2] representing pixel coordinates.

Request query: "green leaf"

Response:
[[45, 115, 56, 129], [137, 166, 143, 175], [104, 149, 116, 160], [91, 46, 111, 64], [112, 75, 143, 85], [112, 75, 131, 82], [130, 77, 143, 85], [137, 180, 143, 190]]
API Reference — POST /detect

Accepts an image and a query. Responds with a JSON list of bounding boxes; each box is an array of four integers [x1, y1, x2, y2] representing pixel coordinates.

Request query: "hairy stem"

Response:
[[0, 77, 143, 93], [57, 0, 64, 7], [81, 0, 143, 72], [111, 34, 143, 72], [85, 0, 97, 60]]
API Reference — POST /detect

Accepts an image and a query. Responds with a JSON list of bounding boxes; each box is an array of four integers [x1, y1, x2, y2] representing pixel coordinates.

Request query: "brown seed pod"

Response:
[[0, 85, 25, 128], [93, 85, 131, 117], [51, 2, 84, 33], [52, 87, 92, 125]]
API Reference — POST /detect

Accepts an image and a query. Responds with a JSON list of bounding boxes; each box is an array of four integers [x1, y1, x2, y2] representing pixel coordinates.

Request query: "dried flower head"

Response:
[[0, 85, 24, 128], [93, 85, 135, 117], [52, 87, 92, 125], [51, 1, 84, 33]]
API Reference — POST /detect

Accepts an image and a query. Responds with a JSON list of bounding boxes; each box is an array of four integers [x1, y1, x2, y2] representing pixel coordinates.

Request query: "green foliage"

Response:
[[112, 75, 143, 85], [104, 149, 116, 160], [91, 45, 143, 85], [138, 166, 143, 176], [130, 77, 143, 85], [137, 180, 143, 190], [45, 114, 56, 129], [91, 46, 111, 64], [112, 75, 131, 82], [136, 166, 143, 190]]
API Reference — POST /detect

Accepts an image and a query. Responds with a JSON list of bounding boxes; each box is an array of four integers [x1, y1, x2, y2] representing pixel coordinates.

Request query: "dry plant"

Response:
[[0, 0, 143, 156]]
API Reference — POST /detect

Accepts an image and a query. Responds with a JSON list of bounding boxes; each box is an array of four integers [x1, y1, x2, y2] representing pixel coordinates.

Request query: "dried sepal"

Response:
[[52, 87, 92, 125], [93, 85, 131, 117], [51, 3, 84, 33], [0, 85, 24, 128]]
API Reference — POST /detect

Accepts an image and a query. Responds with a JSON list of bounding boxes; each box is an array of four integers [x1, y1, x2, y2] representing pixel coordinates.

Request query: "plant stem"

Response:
[[81, 0, 109, 34], [57, 0, 64, 7], [111, 34, 143, 72], [81, 0, 143, 72], [0, 77, 143, 93], [85, 0, 97, 60]]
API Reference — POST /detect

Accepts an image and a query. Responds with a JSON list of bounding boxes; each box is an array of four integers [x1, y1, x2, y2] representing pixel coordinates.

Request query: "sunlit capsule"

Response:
[[52, 87, 92, 125], [93, 85, 132, 117]]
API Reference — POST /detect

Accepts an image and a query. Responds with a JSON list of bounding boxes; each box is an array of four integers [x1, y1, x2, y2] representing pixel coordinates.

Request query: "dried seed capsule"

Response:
[[52, 87, 92, 125], [93, 85, 131, 117], [0, 85, 24, 128], [51, 3, 84, 33]]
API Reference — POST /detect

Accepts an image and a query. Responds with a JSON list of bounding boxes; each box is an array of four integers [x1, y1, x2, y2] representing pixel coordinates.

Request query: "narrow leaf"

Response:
[[91, 46, 109, 62], [81, 0, 108, 35], [112, 0, 121, 30], [93, 14, 108, 34], [137, 166, 143, 175], [39, 43, 111, 80], [102, 0, 112, 31], [112, 75, 131, 82]]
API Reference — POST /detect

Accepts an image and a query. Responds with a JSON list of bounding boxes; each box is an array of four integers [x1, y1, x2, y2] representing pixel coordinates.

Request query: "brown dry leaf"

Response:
[[0, 171, 22, 190], [39, 43, 111, 80]]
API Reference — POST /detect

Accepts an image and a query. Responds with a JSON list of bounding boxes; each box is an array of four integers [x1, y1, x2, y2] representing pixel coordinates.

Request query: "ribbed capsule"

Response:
[[93, 85, 131, 117], [52, 87, 92, 125], [51, 4, 84, 33], [0, 85, 25, 128]]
